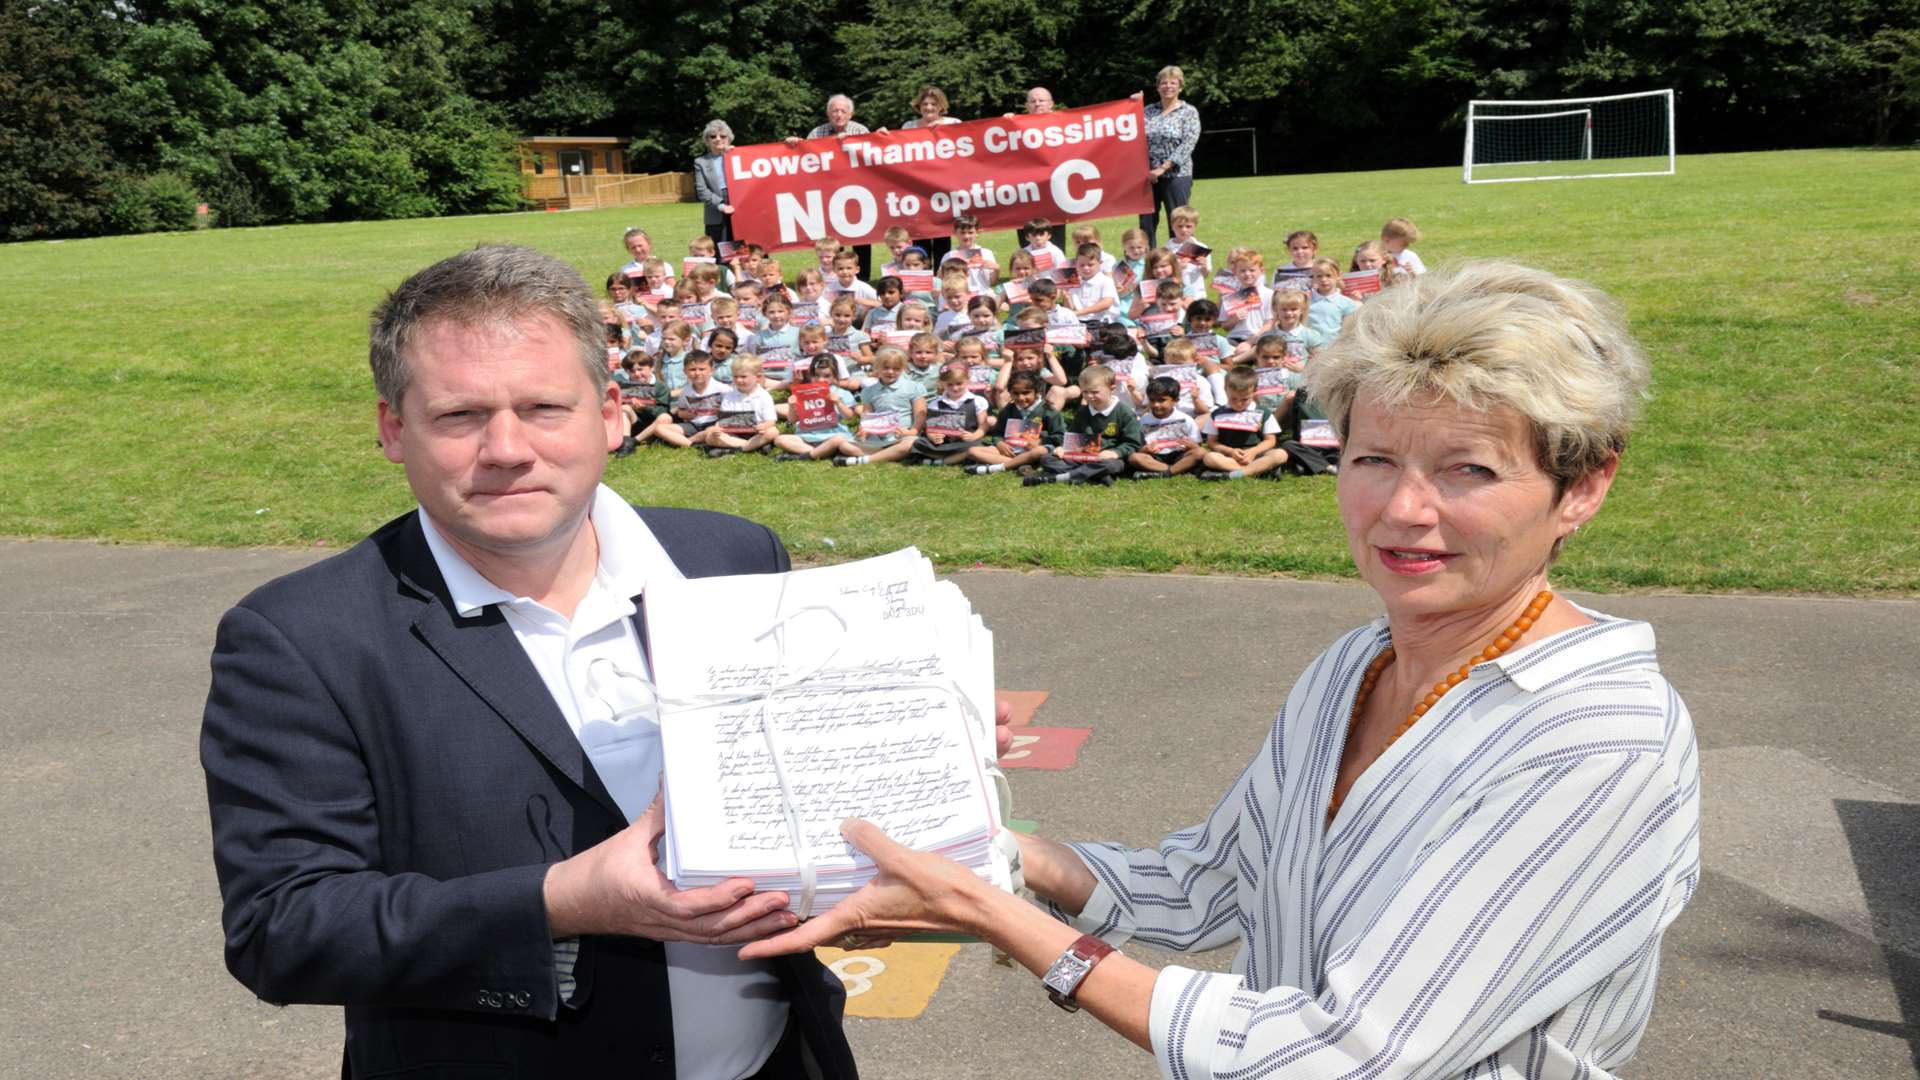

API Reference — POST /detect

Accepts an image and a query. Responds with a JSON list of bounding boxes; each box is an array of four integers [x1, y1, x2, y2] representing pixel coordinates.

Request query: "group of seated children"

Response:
[[597, 211, 1427, 481]]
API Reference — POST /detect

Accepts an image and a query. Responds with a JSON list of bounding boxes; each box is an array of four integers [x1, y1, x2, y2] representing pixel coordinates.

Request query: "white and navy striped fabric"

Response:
[[1056, 611, 1700, 1079]]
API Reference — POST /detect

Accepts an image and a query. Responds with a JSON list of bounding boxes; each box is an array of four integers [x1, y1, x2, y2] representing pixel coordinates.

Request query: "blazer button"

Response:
[[510, 990, 531, 1008], [648, 1046, 671, 1064]]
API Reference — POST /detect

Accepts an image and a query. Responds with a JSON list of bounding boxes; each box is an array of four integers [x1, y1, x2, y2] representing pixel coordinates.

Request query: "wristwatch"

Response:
[[1041, 934, 1116, 1012]]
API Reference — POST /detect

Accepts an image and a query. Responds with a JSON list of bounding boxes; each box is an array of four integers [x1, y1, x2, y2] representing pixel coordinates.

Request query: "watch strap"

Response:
[[1042, 933, 1117, 1012]]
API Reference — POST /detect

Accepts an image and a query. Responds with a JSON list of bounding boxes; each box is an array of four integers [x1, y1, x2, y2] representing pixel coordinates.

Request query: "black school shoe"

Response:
[[1198, 470, 1231, 481], [774, 452, 808, 462], [1130, 471, 1169, 480], [707, 447, 737, 459]]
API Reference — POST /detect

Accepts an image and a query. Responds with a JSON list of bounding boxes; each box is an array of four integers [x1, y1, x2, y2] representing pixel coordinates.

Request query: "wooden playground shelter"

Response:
[[518, 136, 693, 211]]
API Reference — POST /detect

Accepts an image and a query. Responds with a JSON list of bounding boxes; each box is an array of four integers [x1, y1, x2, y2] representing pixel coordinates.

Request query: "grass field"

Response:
[[2, 149, 1915, 592]]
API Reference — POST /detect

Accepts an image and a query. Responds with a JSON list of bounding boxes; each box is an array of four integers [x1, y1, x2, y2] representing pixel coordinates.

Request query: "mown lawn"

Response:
[[1, 149, 1914, 592]]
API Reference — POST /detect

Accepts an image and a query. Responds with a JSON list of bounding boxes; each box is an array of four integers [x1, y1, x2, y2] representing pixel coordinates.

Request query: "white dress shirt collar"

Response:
[[417, 483, 683, 619]]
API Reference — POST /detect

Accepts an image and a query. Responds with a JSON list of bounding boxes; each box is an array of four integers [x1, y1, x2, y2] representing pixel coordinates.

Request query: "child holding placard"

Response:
[[773, 354, 859, 461], [950, 215, 999, 295], [1219, 251, 1274, 343], [1199, 366, 1288, 481], [1147, 336, 1214, 417], [1021, 218, 1069, 277], [1164, 206, 1212, 298], [644, 349, 723, 448], [1128, 375, 1207, 478], [1271, 230, 1318, 293], [1024, 365, 1142, 486], [700, 355, 778, 457], [996, 250, 1039, 320], [825, 296, 875, 380], [911, 366, 991, 465], [827, 347, 924, 466], [995, 331, 1070, 411], [964, 372, 1060, 475], [747, 294, 800, 385]]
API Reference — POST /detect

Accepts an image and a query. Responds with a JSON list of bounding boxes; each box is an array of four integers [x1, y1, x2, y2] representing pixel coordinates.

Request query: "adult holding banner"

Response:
[[1139, 65, 1201, 246], [1010, 87, 1070, 236], [693, 119, 736, 245], [900, 86, 964, 268], [724, 98, 1154, 256], [788, 95, 875, 277]]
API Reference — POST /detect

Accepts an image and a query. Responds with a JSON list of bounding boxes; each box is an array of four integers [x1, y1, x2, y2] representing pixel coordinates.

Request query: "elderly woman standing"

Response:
[[746, 262, 1701, 1080], [692, 119, 736, 245], [1139, 65, 1201, 246], [901, 85, 963, 267]]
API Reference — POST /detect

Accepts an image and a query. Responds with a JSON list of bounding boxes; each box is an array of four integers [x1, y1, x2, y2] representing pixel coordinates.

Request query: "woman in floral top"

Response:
[[1140, 65, 1201, 246]]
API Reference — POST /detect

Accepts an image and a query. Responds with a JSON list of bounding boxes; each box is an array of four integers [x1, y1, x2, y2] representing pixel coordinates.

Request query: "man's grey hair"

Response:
[[826, 94, 854, 111], [369, 244, 608, 409]]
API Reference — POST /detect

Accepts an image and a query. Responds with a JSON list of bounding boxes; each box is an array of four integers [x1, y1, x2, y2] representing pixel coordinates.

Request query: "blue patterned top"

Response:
[[1143, 100, 1202, 178]]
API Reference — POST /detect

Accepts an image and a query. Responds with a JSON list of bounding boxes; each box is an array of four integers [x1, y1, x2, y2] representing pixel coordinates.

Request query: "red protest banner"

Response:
[[727, 100, 1153, 252]]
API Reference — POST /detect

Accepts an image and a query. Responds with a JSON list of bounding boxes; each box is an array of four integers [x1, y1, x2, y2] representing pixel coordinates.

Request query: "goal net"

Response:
[[1463, 89, 1674, 184]]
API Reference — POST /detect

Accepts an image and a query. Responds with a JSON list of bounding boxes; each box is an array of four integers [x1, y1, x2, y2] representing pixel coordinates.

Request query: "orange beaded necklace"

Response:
[[1327, 590, 1553, 821]]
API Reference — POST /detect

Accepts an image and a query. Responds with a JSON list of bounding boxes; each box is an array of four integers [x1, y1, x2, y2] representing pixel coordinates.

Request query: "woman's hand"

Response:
[[736, 817, 993, 959]]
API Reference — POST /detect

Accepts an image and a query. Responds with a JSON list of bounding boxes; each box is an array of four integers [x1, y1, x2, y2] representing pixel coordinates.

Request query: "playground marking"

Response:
[[816, 943, 964, 1018], [999, 726, 1091, 770]]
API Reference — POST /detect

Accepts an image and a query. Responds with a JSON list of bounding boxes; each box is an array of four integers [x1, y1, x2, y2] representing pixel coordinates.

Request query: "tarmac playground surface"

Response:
[[1, 538, 1915, 1078]]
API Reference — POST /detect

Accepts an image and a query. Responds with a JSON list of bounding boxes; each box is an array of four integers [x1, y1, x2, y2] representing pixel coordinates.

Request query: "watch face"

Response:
[[1042, 951, 1093, 996]]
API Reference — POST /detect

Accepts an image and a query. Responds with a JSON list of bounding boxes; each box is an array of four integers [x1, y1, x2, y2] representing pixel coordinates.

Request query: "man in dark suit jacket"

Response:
[[201, 244, 855, 1078]]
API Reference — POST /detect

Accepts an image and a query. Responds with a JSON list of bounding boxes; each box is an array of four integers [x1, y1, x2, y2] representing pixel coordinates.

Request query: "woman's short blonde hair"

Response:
[[1156, 65, 1185, 87], [1304, 261, 1649, 489]]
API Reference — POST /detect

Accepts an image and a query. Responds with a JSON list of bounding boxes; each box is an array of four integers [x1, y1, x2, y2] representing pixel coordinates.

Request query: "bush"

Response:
[[103, 171, 200, 234]]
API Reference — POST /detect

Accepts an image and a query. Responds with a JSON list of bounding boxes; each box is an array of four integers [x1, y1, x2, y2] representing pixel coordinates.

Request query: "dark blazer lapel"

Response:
[[385, 515, 626, 822]]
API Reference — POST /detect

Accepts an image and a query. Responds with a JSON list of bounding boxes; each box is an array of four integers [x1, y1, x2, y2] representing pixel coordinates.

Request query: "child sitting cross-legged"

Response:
[[699, 354, 778, 457], [1024, 364, 1142, 487], [964, 371, 1062, 475], [822, 346, 925, 467], [910, 365, 992, 465], [1127, 375, 1207, 479], [773, 353, 860, 461], [1198, 365, 1289, 481], [642, 349, 723, 449]]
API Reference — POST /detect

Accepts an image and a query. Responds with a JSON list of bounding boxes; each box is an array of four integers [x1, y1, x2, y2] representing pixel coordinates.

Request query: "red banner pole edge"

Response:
[[727, 99, 1154, 252]]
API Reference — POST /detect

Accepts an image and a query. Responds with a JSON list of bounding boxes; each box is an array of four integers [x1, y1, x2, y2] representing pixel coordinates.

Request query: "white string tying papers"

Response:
[[652, 576, 989, 921]]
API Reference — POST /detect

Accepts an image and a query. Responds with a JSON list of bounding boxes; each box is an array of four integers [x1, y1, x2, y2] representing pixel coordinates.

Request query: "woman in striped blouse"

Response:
[[746, 261, 1700, 1080]]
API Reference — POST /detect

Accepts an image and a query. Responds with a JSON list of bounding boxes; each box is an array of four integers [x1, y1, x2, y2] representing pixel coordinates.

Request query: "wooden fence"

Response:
[[524, 172, 693, 211]]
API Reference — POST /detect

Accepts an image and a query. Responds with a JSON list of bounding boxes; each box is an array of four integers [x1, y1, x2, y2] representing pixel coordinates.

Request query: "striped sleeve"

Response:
[[1149, 742, 1698, 1080], [1050, 750, 1259, 952]]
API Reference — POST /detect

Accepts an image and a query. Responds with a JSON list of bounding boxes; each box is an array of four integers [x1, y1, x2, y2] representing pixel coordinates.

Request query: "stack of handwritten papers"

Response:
[[646, 548, 1012, 916]]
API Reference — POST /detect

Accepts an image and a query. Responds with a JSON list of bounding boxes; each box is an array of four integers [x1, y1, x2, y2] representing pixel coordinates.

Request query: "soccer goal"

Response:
[[1463, 89, 1674, 184]]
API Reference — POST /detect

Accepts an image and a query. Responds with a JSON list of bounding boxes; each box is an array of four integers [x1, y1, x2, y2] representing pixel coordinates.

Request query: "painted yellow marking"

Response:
[[815, 943, 963, 1018]]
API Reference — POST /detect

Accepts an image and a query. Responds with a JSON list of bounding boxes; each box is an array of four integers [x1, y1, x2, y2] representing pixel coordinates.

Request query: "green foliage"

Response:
[[0, 3, 117, 240], [6, 0, 1919, 238], [103, 171, 202, 234]]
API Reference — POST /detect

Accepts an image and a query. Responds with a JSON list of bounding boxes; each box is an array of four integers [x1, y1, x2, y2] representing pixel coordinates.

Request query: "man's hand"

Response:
[[993, 695, 1014, 757], [543, 791, 797, 944]]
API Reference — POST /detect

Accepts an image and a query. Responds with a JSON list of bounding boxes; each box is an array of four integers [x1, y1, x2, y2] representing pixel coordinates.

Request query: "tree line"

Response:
[[5, 0, 1916, 241]]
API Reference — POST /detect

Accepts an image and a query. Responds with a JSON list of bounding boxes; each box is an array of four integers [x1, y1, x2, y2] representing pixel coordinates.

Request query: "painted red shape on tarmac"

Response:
[[998, 690, 1049, 727], [998, 726, 1090, 770]]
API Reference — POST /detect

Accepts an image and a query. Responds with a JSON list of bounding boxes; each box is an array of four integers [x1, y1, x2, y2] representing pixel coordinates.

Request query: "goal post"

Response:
[[1463, 89, 1673, 184]]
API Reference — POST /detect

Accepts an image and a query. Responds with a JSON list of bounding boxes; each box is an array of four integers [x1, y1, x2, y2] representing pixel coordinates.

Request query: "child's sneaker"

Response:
[[774, 452, 807, 463], [1198, 470, 1231, 481]]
